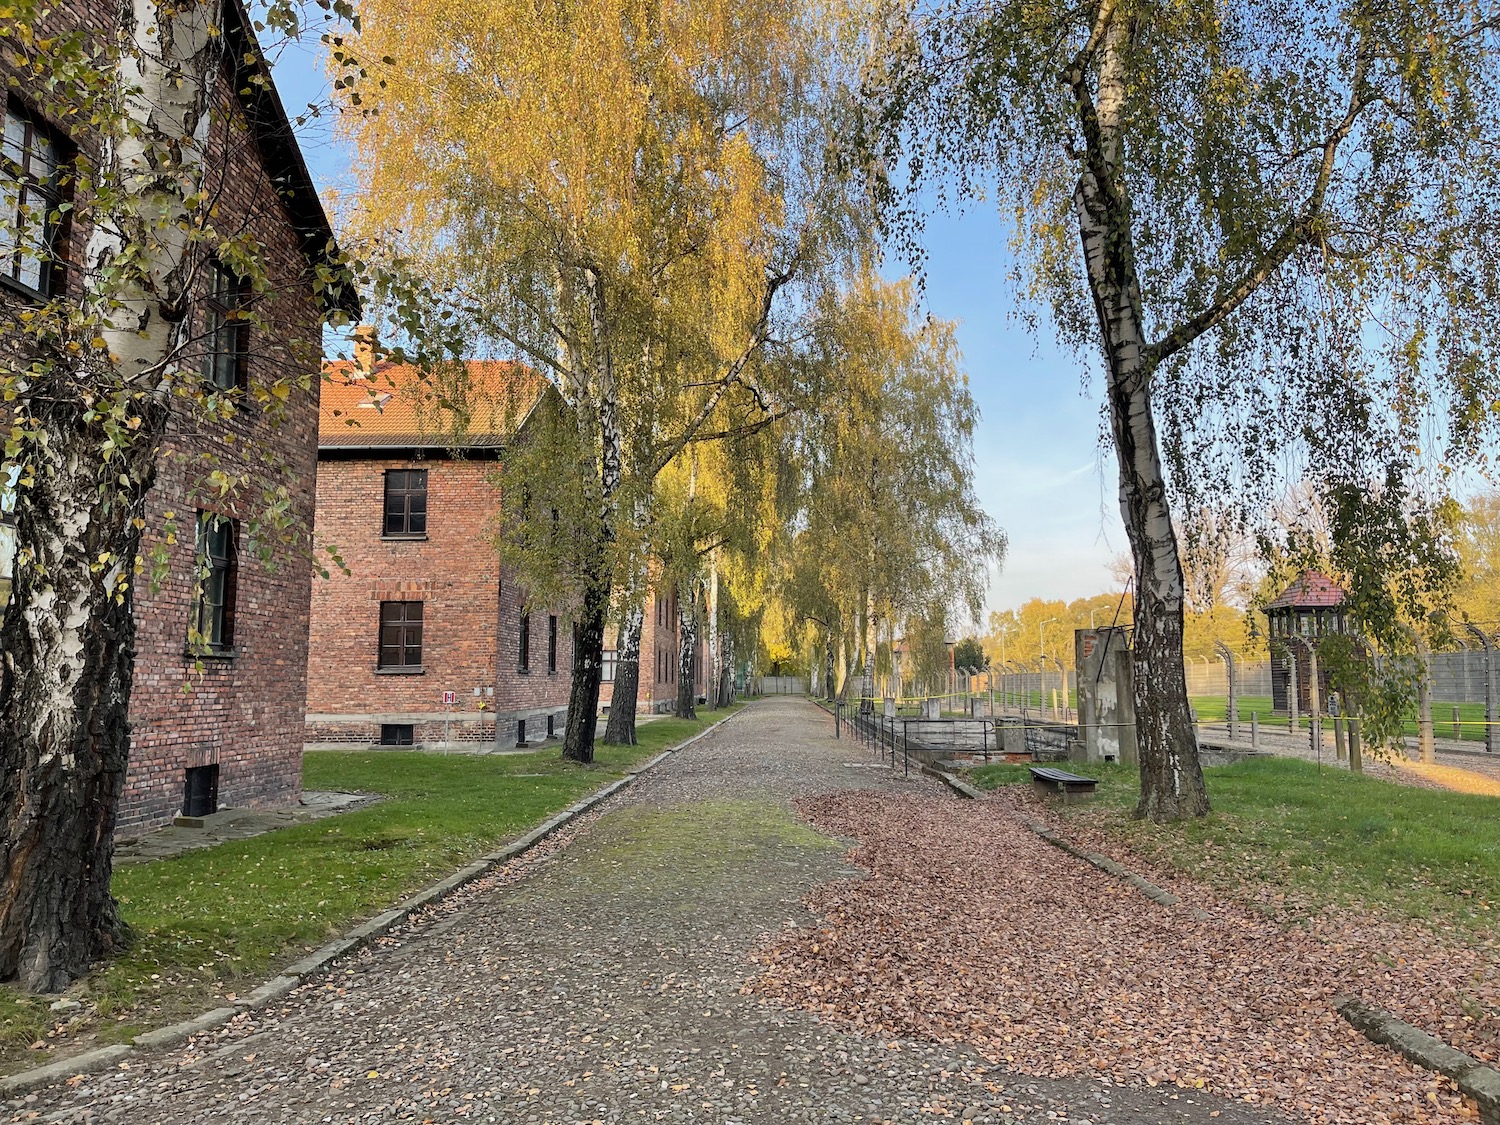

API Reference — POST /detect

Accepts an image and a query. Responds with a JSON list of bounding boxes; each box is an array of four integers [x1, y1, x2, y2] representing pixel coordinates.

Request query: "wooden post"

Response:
[[1348, 716, 1363, 774], [1334, 715, 1347, 762]]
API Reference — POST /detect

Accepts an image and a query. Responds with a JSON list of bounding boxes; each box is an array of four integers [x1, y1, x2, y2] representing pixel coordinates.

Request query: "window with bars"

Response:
[[383, 469, 428, 537], [518, 612, 530, 671], [378, 601, 423, 670], [202, 260, 249, 390], [1, 101, 63, 298], [547, 615, 558, 673], [190, 513, 237, 654]]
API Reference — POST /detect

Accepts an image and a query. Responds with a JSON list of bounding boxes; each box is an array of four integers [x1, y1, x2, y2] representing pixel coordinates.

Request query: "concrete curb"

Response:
[[1336, 995, 1500, 1124], [922, 761, 1211, 920], [0, 706, 748, 1097], [920, 763, 985, 799]]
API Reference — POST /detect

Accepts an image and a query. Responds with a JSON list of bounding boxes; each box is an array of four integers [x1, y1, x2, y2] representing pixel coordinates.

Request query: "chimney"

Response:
[[352, 324, 377, 376]]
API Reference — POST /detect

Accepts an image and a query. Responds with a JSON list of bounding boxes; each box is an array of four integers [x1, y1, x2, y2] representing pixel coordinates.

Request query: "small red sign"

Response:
[[442, 691, 457, 704]]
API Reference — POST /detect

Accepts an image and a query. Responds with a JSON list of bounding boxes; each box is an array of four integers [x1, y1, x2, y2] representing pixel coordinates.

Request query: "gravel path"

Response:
[[8, 698, 1283, 1125]]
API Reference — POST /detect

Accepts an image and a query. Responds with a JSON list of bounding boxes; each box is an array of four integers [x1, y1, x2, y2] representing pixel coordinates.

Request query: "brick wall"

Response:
[[305, 454, 572, 748], [117, 87, 324, 829], [1, 5, 328, 830]]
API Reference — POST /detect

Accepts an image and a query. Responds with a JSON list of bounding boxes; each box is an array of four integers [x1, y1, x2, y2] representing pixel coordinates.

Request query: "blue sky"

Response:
[[269, 49, 1126, 625]]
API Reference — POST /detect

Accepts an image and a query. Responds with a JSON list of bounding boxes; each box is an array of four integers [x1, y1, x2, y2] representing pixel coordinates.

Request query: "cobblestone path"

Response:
[[9, 698, 1282, 1125]]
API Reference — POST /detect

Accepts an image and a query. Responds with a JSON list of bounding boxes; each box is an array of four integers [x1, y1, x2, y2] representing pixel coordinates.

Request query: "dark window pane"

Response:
[[383, 469, 429, 536], [1, 103, 62, 297], [190, 512, 236, 653], [378, 600, 423, 667], [201, 261, 247, 390]]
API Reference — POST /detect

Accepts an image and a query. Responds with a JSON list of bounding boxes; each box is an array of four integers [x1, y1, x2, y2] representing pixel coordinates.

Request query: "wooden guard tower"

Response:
[[1265, 571, 1350, 715]]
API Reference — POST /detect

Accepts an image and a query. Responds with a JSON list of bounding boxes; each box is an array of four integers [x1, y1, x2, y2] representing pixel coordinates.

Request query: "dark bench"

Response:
[[1029, 766, 1098, 803]]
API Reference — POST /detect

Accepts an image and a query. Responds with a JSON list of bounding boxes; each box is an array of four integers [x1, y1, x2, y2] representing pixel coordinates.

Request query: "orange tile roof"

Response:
[[319, 360, 546, 450]]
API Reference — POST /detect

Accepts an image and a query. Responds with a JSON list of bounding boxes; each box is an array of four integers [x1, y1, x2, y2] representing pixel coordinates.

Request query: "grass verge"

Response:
[[968, 755, 1500, 932], [0, 705, 742, 1075]]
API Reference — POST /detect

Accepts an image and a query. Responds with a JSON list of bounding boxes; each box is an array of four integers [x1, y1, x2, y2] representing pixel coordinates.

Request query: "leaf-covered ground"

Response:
[[751, 787, 1500, 1125]]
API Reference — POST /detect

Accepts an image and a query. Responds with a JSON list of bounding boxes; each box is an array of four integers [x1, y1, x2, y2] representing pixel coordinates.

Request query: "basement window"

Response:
[[516, 718, 527, 747], [380, 723, 414, 746]]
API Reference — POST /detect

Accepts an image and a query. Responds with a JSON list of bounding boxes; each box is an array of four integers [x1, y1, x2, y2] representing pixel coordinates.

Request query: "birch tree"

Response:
[[865, 0, 1500, 818], [0, 0, 383, 989], [341, 0, 866, 762], [773, 272, 1004, 693]]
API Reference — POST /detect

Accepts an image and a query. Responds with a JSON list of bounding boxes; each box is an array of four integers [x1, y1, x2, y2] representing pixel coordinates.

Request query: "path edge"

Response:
[[0, 705, 748, 1097], [1336, 995, 1500, 1124], [920, 762, 1207, 918]]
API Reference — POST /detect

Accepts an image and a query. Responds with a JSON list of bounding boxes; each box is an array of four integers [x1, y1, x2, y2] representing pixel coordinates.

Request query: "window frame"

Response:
[[377, 600, 424, 672], [547, 614, 558, 674], [201, 258, 250, 391], [0, 99, 65, 300], [189, 512, 237, 656], [602, 648, 618, 683], [382, 468, 429, 539], [518, 611, 531, 672]]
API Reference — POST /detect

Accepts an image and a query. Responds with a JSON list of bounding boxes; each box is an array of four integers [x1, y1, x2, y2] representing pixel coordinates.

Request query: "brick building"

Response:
[[0, 1, 352, 827], [599, 587, 712, 716], [304, 354, 574, 749]]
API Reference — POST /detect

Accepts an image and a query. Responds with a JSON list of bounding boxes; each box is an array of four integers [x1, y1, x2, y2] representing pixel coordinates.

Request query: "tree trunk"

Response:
[[676, 580, 700, 720], [562, 269, 624, 764], [717, 635, 735, 706], [0, 0, 222, 989], [824, 632, 836, 702], [1074, 12, 1208, 821], [603, 600, 643, 745], [0, 395, 167, 991], [564, 574, 609, 763]]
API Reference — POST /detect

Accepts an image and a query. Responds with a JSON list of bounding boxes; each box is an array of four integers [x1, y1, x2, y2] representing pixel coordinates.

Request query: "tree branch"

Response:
[[649, 264, 793, 477], [1145, 37, 1375, 368]]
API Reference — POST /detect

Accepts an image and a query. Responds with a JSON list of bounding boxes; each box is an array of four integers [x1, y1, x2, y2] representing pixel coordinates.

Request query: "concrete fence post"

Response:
[[1215, 642, 1238, 741], [1464, 624, 1498, 755], [1251, 710, 1259, 751]]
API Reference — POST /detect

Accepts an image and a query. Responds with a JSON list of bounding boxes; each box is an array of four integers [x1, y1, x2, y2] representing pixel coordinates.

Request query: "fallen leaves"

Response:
[[750, 790, 1500, 1125]]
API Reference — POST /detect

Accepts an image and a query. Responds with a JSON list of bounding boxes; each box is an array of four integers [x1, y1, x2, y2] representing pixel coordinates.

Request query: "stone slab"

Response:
[[239, 975, 301, 1010], [132, 1007, 239, 1050], [0, 1045, 134, 1096]]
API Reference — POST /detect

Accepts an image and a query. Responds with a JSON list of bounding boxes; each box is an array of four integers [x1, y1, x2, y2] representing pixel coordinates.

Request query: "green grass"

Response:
[[0, 706, 741, 1074], [969, 754, 1500, 930]]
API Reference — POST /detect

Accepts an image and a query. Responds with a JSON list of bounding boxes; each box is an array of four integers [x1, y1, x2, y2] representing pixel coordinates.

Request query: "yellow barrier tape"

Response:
[[1393, 759, 1500, 797]]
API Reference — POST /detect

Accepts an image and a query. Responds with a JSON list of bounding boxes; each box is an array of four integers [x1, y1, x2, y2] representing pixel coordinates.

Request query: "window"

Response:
[[516, 718, 527, 746], [546, 714, 555, 738], [518, 612, 530, 671], [378, 601, 423, 669], [202, 260, 249, 390], [383, 469, 428, 537], [379, 723, 414, 746], [547, 615, 558, 673], [0, 101, 63, 297], [182, 765, 219, 818], [602, 649, 618, 683], [190, 513, 237, 654]]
